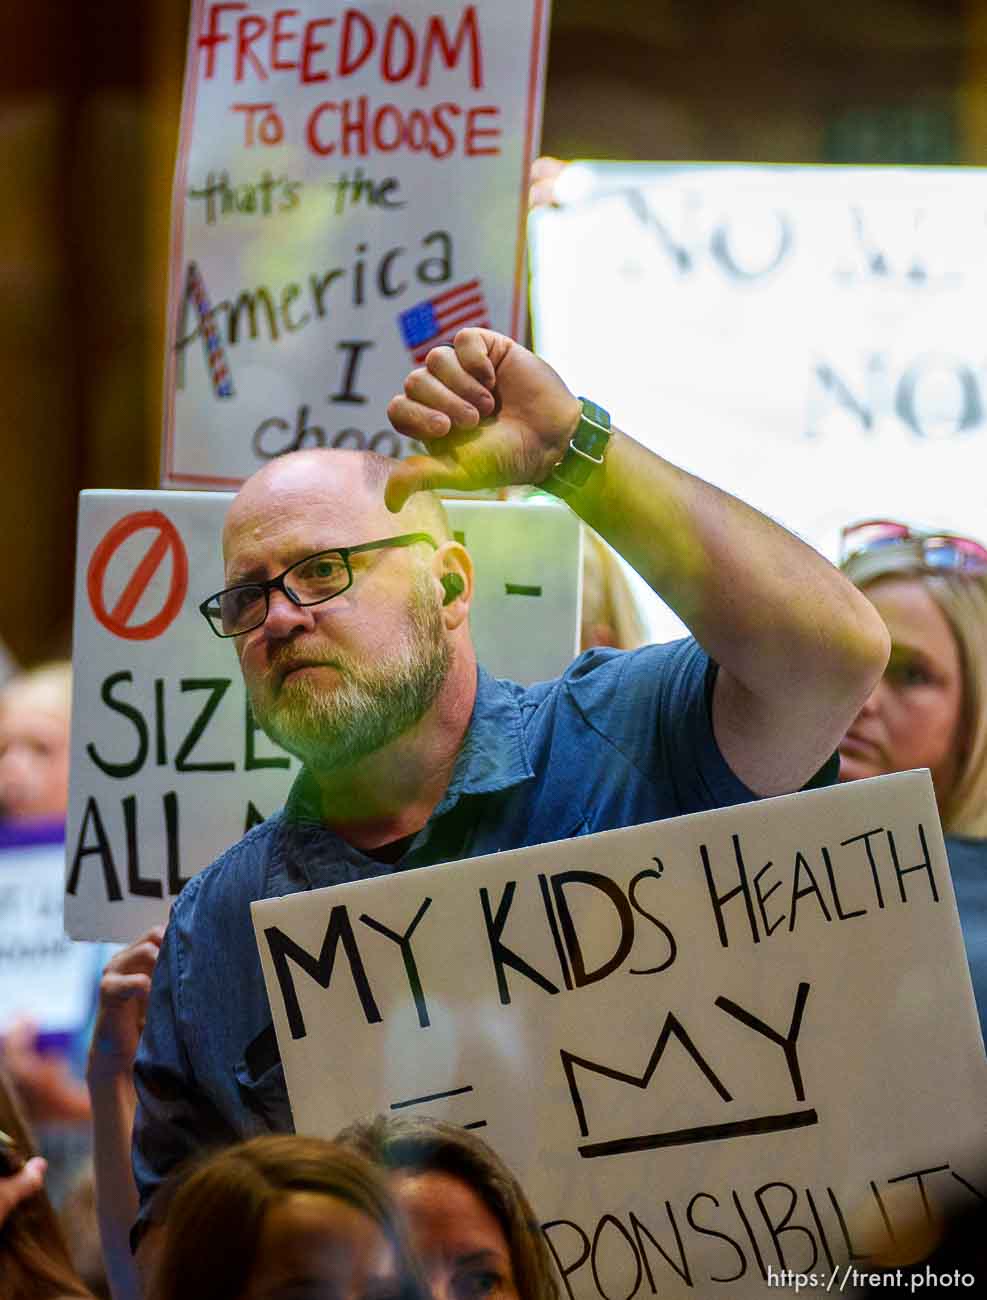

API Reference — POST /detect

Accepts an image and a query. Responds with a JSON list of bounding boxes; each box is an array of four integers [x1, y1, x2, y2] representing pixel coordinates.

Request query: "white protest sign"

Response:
[[66, 490, 579, 940], [530, 163, 987, 641], [253, 771, 987, 1299], [162, 0, 549, 488], [445, 499, 581, 688], [65, 490, 297, 942], [0, 832, 96, 1041]]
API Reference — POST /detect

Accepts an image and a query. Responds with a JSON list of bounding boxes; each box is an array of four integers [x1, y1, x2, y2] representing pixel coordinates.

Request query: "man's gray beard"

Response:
[[250, 577, 451, 772]]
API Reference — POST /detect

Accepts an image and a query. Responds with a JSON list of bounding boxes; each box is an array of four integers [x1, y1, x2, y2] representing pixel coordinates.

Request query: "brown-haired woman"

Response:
[[0, 1069, 91, 1300], [149, 1135, 427, 1300], [337, 1115, 560, 1300]]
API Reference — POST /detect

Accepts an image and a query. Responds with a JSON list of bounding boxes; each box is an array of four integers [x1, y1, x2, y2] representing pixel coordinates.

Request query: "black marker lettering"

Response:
[[550, 871, 634, 988], [685, 1193, 746, 1284], [716, 982, 811, 1102], [175, 679, 236, 772], [788, 852, 832, 931], [590, 1215, 641, 1300], [753, 861, 785, 937], [480, 882, 560, 1006], [360, 898, 433, 1028], [821, 844, 867, 920], [561, 1013, 731, 1139], [541, 1220, 590, 1300], [701, 835, 760, 947], [66, 797, 123, 901], [629, 1207, 691, 1287], [86, 671, 148, 779], [123, 794, 162, 898], [264, 907, 382, 1039], [628, 868, 676, 975], [887, 824, 938, 904], [754, 1181, 818, 1273], [840, 828, 887, 908]]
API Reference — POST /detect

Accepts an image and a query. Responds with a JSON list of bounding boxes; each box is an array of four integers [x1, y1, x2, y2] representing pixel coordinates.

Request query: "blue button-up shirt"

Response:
[[944, 835, 987, 1050], [133, 640, 836, 1231]]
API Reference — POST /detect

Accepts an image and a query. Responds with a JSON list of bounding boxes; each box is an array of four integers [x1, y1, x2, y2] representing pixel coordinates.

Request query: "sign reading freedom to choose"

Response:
[[253, 772, 987, 1299], [163, 0, 549, 488], [66, 490, 579, 940]]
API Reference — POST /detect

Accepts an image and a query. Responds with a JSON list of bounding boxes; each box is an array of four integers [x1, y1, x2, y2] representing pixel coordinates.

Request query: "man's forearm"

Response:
[[382, 328, 890, 794], [565, 427, 890, 792]]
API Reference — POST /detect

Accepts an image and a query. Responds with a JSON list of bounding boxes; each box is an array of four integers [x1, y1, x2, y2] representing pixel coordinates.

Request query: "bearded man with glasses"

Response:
[[201, 531, 452, 773], [130, 329, 891, 1261]]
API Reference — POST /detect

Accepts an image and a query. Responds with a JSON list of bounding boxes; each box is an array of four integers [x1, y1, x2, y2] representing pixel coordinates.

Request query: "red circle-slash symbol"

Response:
[[87, 510, 189, 641]]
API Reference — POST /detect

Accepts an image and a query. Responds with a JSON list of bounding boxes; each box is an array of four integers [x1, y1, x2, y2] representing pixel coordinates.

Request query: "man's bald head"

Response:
[[223, 449, 450, 567]]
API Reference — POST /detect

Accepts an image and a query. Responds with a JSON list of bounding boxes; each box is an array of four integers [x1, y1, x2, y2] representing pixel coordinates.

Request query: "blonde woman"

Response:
[[839, 520, 987, 1043]]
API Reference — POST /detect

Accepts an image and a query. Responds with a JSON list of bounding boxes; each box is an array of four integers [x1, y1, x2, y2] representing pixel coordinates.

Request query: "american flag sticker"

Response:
[[185, 261, 234, 398], [398, 279, 491, 364]]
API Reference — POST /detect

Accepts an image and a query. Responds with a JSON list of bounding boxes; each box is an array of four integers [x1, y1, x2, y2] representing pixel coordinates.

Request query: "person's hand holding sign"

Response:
[[87, 926, 164, 1083], [385, 328, 582, 511]]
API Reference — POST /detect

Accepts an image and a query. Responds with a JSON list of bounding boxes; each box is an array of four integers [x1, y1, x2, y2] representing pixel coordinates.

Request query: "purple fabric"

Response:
[[0, 818, 65, 851]]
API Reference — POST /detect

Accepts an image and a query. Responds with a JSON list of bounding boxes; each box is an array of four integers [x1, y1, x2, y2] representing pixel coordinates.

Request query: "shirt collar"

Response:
[[283, 665, 534, 828], [432, 665, 534, 815]]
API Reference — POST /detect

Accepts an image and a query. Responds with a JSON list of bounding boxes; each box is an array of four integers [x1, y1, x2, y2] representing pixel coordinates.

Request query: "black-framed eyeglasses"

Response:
[[199, 533, 437, 638]]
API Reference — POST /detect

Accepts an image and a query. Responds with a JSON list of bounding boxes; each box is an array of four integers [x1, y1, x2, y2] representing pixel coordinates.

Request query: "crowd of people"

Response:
[[1, 309, 987, 1294]]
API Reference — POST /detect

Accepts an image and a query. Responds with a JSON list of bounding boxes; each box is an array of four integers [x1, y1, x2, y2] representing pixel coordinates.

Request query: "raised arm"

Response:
[[386, 328, 890, 796], [86, 927, 163, 1300]]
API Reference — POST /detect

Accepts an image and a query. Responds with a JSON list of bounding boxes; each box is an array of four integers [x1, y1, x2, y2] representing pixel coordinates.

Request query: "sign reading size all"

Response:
[[162, 0, 550, 488], [65, 490, 299, 941], [66, 490, 580, 940], [253, 771, 987, 1300]]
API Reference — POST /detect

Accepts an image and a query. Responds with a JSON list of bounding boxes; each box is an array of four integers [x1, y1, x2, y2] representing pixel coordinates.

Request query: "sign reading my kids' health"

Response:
[[162, 0, 550, 488], [254, 771, 987, 1299]]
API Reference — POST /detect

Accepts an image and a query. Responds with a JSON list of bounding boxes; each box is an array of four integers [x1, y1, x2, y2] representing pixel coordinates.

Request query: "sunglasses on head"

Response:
[[839, 519, 987, 576]]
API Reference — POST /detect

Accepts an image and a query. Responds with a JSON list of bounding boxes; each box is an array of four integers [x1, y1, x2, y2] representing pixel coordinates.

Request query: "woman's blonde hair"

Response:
[[919, 573, 987, 836], [843, 548, 987, 836], [580, 528, 647, 652]]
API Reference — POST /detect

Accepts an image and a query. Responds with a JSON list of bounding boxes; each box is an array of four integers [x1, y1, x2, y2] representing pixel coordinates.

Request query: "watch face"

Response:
[[573, 413, 610, 460], [550, 400, 610, 499], [578, 397, 611, 432]]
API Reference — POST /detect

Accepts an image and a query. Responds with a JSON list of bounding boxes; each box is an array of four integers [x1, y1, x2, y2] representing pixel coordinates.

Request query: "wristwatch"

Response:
[[545, 398, 612, 501]]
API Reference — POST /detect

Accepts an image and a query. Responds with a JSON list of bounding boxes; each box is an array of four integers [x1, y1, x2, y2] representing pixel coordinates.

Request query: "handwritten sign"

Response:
[[87, 511, 190, 641], [253, 771, 987, 1299], [162, 0, 549, 488], [66, 490, 579, 940], [0, 827, 99, 1044], [531, 163, 987, 641]]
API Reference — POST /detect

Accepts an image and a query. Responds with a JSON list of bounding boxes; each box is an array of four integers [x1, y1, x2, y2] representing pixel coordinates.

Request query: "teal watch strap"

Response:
[[546, 398, 612, 501]]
